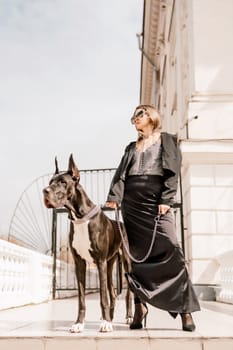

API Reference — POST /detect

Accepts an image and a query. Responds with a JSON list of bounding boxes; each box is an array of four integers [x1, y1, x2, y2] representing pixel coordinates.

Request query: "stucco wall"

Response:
[[181, 160, 233, 284]]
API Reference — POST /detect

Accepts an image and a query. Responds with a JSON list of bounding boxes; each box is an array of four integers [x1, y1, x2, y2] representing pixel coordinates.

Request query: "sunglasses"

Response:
[[130, 109, 147, 124]]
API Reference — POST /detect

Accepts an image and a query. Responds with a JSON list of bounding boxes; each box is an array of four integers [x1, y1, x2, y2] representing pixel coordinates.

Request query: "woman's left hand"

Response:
[[158, 204, 170, 215]]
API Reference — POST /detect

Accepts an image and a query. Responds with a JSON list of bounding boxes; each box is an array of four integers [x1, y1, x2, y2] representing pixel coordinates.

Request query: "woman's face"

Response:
[[133, 112, 153, 131]]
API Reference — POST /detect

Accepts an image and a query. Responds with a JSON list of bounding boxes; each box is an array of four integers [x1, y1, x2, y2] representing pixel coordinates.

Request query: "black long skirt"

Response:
[[121, 175, 200, 316]]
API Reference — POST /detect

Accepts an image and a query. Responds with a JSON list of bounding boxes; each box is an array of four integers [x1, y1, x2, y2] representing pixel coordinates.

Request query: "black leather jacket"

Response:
[[107, 132, 182, 206]]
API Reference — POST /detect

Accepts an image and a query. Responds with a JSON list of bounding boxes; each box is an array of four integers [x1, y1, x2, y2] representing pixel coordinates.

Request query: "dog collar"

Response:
[[70, 205, 100, 224]]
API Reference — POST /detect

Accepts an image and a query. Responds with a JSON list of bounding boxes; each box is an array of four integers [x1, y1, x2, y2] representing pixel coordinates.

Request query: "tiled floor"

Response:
[[0, 293, 232, 350]]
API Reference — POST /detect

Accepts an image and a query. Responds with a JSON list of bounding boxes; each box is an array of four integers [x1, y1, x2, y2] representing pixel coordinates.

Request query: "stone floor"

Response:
[[0, 293, 233, 350]]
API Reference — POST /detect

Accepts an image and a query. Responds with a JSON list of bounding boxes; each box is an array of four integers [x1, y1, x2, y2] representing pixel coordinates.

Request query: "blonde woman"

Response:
[[106, 105, 200, 331]]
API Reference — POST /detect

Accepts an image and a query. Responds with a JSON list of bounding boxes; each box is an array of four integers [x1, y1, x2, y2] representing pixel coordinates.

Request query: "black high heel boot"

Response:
[[180, 313, 196, 332], [130, 300, 148, 329]]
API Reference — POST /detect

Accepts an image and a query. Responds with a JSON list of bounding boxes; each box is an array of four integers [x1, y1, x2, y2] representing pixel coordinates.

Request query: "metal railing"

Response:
[[6, 167, 184, 302]]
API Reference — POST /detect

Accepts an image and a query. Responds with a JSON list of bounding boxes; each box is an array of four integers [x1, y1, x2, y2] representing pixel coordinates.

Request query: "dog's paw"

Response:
[[99, 320, 113, 332], [70, 322, 85, 333]]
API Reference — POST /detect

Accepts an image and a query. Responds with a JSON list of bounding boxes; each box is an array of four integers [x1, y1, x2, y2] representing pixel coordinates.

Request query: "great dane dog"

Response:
[[43, 154, 133, 332]]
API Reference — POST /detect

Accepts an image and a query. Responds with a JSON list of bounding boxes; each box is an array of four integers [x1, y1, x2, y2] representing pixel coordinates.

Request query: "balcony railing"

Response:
[[215, 250, 233, 304], [0, 239, 78, 310]]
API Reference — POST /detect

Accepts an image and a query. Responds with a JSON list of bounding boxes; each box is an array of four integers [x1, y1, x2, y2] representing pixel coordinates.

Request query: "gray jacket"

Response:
[[107, 132, 182, 206]]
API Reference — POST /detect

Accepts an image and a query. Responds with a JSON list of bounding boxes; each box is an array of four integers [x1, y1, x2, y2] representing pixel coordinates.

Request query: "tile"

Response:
[[203, 339, 233, 350], [215, 165, 233, 186], [191, 259, 219, 284], [190, 164, 215, 186], [147, 329, 200, 339], [96, 338, 149, 350], [0, 293, 233, 348], [216, 211, 233, 234], [191, 211, 216, 234], [193, 308, 233, 337], [191, 235, 233, 259], [191, 187, 233, 210], [149, 339, 202, 350], [0, 339, 44, 350], [45, 338, 97, 350]]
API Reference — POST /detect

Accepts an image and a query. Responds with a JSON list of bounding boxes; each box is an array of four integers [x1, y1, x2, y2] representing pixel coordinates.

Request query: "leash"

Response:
[[115, 208, 160, 263]]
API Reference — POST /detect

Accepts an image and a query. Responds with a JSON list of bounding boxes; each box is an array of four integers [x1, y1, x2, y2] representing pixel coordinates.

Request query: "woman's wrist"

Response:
[[105, 201, 118, 209], [158, 204, 170, 215]]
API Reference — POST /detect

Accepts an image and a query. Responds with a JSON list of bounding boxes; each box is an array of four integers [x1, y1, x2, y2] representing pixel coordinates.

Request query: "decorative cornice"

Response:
[[140, 0, 161, 104], [190, 92, 233, 103]]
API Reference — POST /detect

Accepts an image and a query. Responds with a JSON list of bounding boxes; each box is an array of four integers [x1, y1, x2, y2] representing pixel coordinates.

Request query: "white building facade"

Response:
[[139, 0, 233, 297]]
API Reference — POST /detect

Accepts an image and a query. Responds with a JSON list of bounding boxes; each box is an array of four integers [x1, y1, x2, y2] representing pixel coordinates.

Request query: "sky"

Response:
[[0, 0, 143, 237]]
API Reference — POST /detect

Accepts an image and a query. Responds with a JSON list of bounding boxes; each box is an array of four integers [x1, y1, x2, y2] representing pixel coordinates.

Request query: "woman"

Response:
[[105, 105, 200, 331]]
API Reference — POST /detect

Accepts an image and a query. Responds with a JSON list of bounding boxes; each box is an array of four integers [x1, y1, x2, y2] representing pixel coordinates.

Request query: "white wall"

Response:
[[179, 0, 233, 288], [188, 0, 233, 139], [188, 100, 233, 139], [141, 0, 233, 290], [181, 161, 233, 284], [192, 0, 233, 93]]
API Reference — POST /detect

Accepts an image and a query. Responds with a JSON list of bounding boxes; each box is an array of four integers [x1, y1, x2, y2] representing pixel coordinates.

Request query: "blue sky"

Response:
[[0, 0, 143, 236]]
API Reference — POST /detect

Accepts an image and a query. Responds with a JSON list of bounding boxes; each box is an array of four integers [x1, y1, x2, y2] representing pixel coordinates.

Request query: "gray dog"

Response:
[[43, 154, 132, 332]]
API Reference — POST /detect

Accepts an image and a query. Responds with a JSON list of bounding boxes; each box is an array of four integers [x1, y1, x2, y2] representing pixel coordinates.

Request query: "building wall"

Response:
[[182, 162, 233, 284], [141, 0, 233, 285], [191, 0, 233, 94], [183, 0, 233, 284], [188, 0, 233, 140]]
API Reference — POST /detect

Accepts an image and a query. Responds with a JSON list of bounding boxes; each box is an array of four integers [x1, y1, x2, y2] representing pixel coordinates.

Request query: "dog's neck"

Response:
[[65, 183, 96, 221], [69, 205, 100, 224]]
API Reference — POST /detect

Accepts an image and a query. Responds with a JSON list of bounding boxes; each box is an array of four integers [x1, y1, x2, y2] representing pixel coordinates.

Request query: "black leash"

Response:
[[115, 208, 160, 263]]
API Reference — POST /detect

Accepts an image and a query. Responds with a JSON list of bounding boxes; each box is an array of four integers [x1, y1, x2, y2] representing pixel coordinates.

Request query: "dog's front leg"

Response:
[[70, 254, 86, 333], [97, 260, 113, 332]]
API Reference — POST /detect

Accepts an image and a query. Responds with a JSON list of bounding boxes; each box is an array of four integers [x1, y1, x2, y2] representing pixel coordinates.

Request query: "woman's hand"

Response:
[[105, 201, 118, 209], [158, 204, 170, 215]]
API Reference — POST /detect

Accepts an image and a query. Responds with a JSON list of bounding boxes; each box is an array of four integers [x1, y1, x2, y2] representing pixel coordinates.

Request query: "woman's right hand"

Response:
[[105, 201, 118, 209]]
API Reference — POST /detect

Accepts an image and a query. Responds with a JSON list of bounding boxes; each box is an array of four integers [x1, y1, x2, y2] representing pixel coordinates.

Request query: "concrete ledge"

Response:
[[0, 336, 233, 350]]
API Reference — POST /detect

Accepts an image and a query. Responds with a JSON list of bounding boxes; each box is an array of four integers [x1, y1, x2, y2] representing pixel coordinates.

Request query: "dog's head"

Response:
[[43, 154, 80, 209]]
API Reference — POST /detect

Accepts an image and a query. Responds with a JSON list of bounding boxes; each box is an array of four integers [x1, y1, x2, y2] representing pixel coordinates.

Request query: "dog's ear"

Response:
[[68, 154, 80, 181], [55, 156, 59, 174]]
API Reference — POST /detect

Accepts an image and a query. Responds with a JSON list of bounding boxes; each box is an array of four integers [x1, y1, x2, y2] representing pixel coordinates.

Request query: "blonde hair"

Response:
[[133, 105, 162, 139]]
